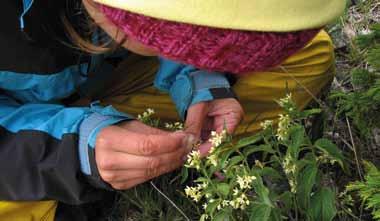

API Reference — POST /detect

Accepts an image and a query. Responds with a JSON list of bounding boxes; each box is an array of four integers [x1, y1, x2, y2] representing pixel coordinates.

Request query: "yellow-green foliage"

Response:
[[330, 23, 380, 137], [347, 161, 380, 220]]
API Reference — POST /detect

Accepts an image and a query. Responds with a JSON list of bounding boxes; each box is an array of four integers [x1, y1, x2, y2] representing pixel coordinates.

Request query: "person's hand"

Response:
[[95, 120, 195, 190], [185, 98, 244, 156]]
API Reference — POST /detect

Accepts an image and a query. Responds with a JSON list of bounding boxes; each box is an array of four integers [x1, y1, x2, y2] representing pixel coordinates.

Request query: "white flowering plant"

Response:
[[181, 94, 348, 221], [117, 94, 348, 221]]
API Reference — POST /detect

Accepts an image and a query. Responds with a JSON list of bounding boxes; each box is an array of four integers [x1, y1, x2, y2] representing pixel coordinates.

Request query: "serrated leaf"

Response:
[[296, 163, 317, 211], [308, 187, 337, 221], [249, 204, 272, 221], [314, 138, 346, 171]]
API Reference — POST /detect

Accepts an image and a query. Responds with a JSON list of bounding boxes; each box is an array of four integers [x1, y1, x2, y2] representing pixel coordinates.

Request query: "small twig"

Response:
[[279, 66, 328, 109], [345, 116, 364, 180], [150, 181, 191, 221], [342, 139, 354, 151]]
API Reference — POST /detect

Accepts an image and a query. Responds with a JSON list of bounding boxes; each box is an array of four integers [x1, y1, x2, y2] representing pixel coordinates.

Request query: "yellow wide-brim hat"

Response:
[[93, 0, 346, 32]]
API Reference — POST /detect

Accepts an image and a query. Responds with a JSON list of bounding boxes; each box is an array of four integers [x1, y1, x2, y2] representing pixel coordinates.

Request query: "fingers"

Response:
[[185, 102, 209, 138], [198, 142, 213, 157], [97, 125, 194, 156], [100, 157, 184, 188], [99, 151, 186, 190], [96, 144, 188, 170], [95, 124, 197, 190], [213, 112, 241, 134], [111, 178, 148, 190]]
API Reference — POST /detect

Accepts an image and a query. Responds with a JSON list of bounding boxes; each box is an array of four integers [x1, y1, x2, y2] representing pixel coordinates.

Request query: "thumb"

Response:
[[184, 102, 209, 139]]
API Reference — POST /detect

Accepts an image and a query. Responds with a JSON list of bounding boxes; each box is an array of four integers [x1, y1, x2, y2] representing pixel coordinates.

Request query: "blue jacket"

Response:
[[0, 0, 234, 206]]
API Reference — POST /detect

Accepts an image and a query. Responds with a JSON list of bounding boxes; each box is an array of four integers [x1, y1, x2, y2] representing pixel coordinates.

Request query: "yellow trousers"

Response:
[[104, 30, 335, 135], [0, 30, 334, 220]]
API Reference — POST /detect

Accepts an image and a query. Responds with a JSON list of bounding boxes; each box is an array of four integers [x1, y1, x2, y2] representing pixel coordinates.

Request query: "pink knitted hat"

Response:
[[100, 5, 320, 74]]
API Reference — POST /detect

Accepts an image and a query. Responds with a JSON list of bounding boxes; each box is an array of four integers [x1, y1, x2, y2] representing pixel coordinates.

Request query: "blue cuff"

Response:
[[79, 103, 132, 175], [170, 71, 231, 119]]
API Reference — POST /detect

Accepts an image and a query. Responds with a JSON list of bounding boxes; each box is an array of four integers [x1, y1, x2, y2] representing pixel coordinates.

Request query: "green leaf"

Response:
[[200, 214, 209, 221], [226, 156, 244, 168], [269, 209, 283, 221], [214, 210, 231, 221], [180, 166, 188, 184], [308, 187, 337, 221], [277, 191, 293, 212], [236, 134, 262, 148], [252, 173, 273, 206], [299, 108, 322, 118], [206, 199, 221, 215], [216, 183, 230, 197], [288, 125, 305, 158], [261, 167, 284, 181], [249, 204, 272, 221], [243, 144, 275, 157], [314, 138, 347, 171], [296, 163, 317, 211], [219, 149, 235, 167]]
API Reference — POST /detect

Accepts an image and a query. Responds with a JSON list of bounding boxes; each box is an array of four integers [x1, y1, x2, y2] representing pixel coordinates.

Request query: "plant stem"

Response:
[[150, 181, 191, 221], [346, 116, 364, 180]]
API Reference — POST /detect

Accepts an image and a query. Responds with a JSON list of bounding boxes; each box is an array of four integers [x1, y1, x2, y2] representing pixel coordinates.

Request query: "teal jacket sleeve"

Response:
[[0, 93, 131, 204], [154, 58, 236, 119]]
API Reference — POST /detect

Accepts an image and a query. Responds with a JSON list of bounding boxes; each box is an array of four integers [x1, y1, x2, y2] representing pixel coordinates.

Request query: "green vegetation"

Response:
[[105, 1, 380, 220]]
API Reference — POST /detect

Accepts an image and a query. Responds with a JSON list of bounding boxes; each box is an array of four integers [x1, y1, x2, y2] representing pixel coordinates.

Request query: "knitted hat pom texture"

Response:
[[100, 5, 319, 74]]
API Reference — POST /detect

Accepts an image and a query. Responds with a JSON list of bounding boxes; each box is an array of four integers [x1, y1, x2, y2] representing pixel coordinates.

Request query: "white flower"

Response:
[[217, 200, 230, 210], [185, 150, 201, 170], [236, 175, 257, 190], [209, 129, 227, 148], [282, 154, 296, 175], [206, 154, 218, 167], [278, 93, 292, 107], [137, 108, 155, 121], [164, 122, 184, 130], [222, 200, 230, 207], [147, 108, 155, 115], [185, 185, 203, 202], [255, 160, 264, 169], [230, 193, 250, 210], [260, 120, 273, 130], [202, 203, 208, 210], [289, 179, 297, 193], [217, 204, 222, 211], [276, 114, 291, 141], [200, 181, 209, 189], [233, 188, 240, 196]]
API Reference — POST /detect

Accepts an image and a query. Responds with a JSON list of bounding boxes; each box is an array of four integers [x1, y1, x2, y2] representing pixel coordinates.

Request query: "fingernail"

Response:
[[183, 134, 196, 152]]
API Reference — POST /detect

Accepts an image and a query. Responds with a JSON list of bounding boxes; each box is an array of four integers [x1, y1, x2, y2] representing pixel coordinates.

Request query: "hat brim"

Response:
[[93, 0, 346, 32]]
